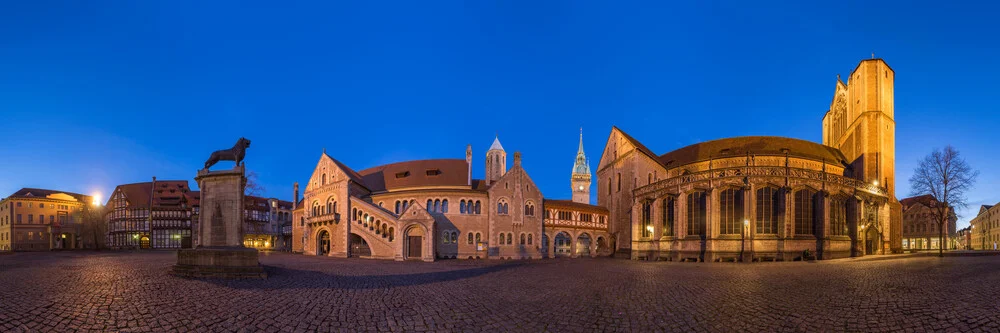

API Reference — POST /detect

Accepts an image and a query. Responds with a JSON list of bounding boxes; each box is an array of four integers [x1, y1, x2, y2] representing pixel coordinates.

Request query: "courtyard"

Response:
[[1, 252, 999, 332]]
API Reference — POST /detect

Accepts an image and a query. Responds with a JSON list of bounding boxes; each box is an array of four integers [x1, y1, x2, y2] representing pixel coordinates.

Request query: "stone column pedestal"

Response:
[[173, 165, 266, 279]]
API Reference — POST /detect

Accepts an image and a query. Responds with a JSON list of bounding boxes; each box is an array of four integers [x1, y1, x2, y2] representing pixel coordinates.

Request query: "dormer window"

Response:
[[395, 171, 411, 178], [425, 169, 441, 176]]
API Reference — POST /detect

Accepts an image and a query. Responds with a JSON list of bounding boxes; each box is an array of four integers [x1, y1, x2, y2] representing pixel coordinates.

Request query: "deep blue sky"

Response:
[[1, 2, 997, 227]]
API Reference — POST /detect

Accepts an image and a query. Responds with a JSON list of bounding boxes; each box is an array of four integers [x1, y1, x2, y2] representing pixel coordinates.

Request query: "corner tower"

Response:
[[571, 128, 592, 204], [485, 136, 506, 184], [822, 58, 896, 197]]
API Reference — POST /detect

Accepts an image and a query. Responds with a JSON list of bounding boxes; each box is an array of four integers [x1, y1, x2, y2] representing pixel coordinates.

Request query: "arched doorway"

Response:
[[576, 233, 592, 257], [596, 236, 610, 256], [317, 230, 331, 256], [541, 234, 549, 258], [404, 225, 425, 260], [864, 226, 880, 255], [349, 233, 371, 257], [139, 236, 150, 249], [554, 232, 571, 258]]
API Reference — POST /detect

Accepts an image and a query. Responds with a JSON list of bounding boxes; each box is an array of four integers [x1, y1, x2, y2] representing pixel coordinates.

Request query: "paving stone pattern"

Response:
[[1, 252, 999, 332]]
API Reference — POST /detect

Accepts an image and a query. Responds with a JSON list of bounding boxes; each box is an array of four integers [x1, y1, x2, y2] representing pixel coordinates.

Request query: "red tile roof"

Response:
[[111, 180, 195, 208], [901, 194, 941, 208], [357, 159, 470, 192], [657, 136, 849, 168], [7, 188, 92, 203]]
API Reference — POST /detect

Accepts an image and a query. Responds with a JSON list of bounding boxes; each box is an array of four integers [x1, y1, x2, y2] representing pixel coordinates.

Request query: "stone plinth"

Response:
[[173, 247, 266, 279], [173, 165, 265, 279], [195, 166, 246, 247]]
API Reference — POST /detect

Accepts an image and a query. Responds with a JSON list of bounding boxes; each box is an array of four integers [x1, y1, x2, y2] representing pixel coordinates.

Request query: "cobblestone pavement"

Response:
[[1, 252, 999, 332]]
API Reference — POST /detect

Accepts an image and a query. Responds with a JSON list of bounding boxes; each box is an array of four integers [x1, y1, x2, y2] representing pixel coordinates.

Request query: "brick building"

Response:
[[970, 203, 1000, 250]]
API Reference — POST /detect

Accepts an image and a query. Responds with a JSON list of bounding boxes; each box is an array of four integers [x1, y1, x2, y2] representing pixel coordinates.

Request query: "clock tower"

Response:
[[571, 128, 591, 204]]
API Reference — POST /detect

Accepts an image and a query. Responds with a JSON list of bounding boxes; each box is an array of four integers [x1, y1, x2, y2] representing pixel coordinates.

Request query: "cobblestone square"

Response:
[[1, 252, 999, 332]]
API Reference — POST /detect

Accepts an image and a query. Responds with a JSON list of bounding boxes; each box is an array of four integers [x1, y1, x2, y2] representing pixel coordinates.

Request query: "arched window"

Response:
[[830, 196, 848, 236], [663, 197, 674, 236], [382, 224, 388, 238], [687, 191, 706, 236], [719, 188, 744, 235], [520, 233, 526, 245], [756, 187, 779, 234], [460, 200, 466, 214], [507, 233, 513, 245], [527, 233, 533, 245], [442, 199, 448, 213], [641, 201, 652, 237], [475, 201, 481, 214], [388, 227, 394, 241], [648, 173, 652, 185], [326, 200, 333, 215], [374, 221, 380, 234], [499, 233, 505, 245], [442, 231, 450, 244], [352, 208, 358, 221], [475, 233, 481, 244], [434, 199, 441, 213], [312, 203, 319, 217], [321, 174, 326, 185], [450, 231, 458, 243], [363, 213, 369, 226], [795, 189, 816, 236], [617, 173, 621, 192], [468, 232, 474, 244], [395, 201, 401, 214], [427, 199, 433, 212], [333, 202, 337, 214], [402, 201, 408, 211]]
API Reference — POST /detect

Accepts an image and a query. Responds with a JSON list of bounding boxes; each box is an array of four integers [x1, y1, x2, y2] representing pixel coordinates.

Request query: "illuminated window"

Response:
[[719, 188, 743, 235], [756, 187, 779, 234], [662, 197, 674, 236], [687, 192, 706, 236], [795, 189, 816, 236]]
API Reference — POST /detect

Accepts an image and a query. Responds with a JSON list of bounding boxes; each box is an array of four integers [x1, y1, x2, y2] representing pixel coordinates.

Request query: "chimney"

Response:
[[466, 144, 472, 186], [513, 151, 522, 168], [293, 182, 300, 209]]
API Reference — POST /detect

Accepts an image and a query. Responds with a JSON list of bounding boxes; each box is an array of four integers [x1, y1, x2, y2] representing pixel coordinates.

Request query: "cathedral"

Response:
[[598, 58, 901, 261], [292, 58, 900, 262]]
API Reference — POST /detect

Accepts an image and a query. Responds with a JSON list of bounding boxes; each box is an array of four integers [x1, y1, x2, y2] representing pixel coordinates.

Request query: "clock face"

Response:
[[578, 185, 584, 190]]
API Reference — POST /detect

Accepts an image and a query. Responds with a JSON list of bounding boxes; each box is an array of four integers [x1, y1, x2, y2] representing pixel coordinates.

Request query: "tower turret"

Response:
[[485, 136, 506, 184], [571, 128, 592, 204]]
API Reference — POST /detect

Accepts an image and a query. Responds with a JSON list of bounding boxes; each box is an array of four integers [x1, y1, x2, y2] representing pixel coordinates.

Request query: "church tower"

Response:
[[571, 128, 591, 204], [485, 136, 506, 184], [822, 58, 896, 197]]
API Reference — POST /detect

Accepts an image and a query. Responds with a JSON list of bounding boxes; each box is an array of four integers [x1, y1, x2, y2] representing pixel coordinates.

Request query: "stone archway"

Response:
[[317, 230, 331, 256], [596, 236, 611, 256], [576, 233, 592, 257], [404, 225, 426, 260], [349, 233, 372, 257], [554, 232, 572, 258], [864, 226, 881, 255]]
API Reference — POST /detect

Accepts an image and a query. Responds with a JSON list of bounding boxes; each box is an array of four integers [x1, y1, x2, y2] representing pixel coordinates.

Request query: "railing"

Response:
[[544, 219, 608, 230], [306, 213, 340, 225], [633, 166, 888, 197]]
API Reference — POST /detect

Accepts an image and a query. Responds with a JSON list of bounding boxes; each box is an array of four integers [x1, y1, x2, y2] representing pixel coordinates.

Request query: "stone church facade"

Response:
[[292, 135, 610, 261], [598, 58, 901, 261]]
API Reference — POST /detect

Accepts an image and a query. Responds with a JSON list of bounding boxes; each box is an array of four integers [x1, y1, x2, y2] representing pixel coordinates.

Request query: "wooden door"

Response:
[[408, 236, 422, 259]]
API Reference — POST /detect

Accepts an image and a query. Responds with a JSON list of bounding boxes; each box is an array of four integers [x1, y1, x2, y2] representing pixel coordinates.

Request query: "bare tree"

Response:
[[909, 145, 978, 257], [80, 204, 107, 250], [245, 170, 266, 197]]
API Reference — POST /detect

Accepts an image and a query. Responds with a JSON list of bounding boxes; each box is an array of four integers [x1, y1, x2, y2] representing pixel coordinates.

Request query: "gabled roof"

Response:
[[613, 126, 664, 167], [324, 153, 369, 188], [358, 159, 470, 192], [7, 188, 92, 203], [901, 194, 940, 208], [111, 180, 194, 208]]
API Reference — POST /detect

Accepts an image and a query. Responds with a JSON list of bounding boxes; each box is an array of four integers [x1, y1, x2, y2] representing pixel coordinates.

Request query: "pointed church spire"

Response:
[[489, 135, 505, 151], [572, 128, 590, 177]]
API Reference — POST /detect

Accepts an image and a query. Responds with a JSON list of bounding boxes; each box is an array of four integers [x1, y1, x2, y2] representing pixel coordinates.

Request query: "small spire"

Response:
[[872, 52, 875, 59], [323, 147, 326, 154]]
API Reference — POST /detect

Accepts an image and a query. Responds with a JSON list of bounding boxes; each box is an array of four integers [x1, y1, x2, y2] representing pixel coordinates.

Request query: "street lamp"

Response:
[[92, 193, 102, 206]]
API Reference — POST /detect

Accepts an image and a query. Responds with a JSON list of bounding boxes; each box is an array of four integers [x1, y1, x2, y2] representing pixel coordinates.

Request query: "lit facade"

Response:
[[105, 179, 197, 250], [243, 196, 293, 250], [0, 188, 92, 252], [900, 195, 956, 250], [970, 203, 1000, 250], [598, 59, 899, 261]]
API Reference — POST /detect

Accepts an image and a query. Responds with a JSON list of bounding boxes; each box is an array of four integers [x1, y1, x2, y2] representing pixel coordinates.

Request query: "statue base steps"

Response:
[[172, 247, 267, 279]]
